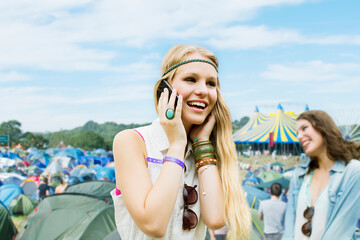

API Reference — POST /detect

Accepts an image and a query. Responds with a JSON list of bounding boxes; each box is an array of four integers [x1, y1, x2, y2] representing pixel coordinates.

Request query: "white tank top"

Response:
[[111, 119, 206, 240]]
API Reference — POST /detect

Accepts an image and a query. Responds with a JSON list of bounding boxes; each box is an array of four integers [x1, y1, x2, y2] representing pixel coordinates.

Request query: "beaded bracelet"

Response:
[[195, 157, 217, 171], [163, 156, 185, 169]]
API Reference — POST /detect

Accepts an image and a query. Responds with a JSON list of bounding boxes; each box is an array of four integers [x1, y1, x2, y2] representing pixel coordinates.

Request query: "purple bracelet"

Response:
[[163, 156, 185, 169]]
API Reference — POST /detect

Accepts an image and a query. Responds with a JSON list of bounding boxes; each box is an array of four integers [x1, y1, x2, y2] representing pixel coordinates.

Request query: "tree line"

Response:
[[0, 117, 249, 151]]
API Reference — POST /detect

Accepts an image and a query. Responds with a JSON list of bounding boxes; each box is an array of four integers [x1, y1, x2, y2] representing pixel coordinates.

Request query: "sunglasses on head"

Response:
[[183, 184, 198, 230], [302, 206, 314, 237]]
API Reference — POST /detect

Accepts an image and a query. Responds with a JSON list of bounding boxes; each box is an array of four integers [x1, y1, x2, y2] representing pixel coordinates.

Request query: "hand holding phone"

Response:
[[156, 80, 179, 109]]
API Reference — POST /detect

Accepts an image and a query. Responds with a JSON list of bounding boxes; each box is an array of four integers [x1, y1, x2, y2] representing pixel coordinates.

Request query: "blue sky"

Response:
[[1, 0, 359, 133]]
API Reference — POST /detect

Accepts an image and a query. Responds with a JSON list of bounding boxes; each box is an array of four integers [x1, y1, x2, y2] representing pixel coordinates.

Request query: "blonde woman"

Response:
[[111, 44, 251, 239]]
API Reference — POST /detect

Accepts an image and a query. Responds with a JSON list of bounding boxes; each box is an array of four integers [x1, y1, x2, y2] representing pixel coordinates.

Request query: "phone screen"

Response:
[[156, 80, 178, 109]]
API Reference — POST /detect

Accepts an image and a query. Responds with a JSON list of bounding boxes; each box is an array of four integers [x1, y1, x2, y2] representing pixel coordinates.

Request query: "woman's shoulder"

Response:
[[113, 122, 152, 142], [113, 129, 144, 147], [345, 159, 360, 177]]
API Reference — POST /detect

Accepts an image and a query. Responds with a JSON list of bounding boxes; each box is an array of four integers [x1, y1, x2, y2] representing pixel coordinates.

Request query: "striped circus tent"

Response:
[[233, 105, 299, 143], [233, 107, 272, 140]]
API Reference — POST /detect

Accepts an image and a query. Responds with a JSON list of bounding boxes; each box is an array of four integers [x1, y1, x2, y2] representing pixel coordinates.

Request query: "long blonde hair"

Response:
[[154, 45, 251, 239]]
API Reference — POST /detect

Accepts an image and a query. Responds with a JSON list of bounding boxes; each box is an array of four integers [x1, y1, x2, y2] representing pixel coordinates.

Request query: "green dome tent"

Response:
[[9, 194, 37, 216], [0, 201, 18, 240], [65, 180, 116, 204], [15, 193, 116, 240]]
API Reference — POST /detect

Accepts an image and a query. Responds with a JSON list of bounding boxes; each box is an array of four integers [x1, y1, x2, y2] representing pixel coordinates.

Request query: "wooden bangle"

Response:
[[195, 157, 217, 171]]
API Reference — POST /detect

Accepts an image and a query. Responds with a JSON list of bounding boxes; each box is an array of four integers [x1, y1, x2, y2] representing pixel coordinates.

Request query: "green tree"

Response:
[[69, 131, 106, 151], [46, 131, 72, 148], [232, 116, 250, 133], [0, 120, 22, 146], [20, 132, 49, 150]]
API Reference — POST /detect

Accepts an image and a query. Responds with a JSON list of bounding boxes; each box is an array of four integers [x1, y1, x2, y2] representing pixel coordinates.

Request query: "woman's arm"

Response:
[[190, 113, 225, 229], [321, 164, 360, 239], [114, 89, 187, 238], [114, 130, 185, 238], [198, 164, 225, 229]]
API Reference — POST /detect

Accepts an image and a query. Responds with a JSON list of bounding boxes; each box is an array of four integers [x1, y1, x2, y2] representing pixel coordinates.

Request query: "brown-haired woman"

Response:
[[282, 110, 360, 240]]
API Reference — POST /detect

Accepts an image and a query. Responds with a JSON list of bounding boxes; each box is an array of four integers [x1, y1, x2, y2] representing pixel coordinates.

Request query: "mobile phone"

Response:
[[156, 79, 178, 109]]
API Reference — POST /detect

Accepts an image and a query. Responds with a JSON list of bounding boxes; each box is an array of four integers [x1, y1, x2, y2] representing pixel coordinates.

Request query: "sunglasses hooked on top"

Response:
[[183, 184, 198, 230]]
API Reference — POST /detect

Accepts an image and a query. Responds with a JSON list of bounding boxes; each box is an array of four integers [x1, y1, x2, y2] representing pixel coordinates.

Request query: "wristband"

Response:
[[163, 156, 185, 169]]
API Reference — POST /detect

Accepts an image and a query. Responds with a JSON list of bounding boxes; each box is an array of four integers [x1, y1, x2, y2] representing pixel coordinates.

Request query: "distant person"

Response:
[[283, 110, 360, 239], [55, 178, 68, 194], [38, 177, 50, 200], [272, 150, 277, 161], [259, 183, 287, 240]]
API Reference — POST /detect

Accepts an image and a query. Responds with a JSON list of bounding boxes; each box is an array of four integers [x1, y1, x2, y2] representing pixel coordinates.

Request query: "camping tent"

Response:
[[95, 167, 116, 182], [15, 193, 116, 240], [65, 180, 116, 204], [0, 201, 18, 240], [0, 184, 24, 208], [243, 186, 270, 210], [9, 194, 36, 215], [249, 208, 265, 240]]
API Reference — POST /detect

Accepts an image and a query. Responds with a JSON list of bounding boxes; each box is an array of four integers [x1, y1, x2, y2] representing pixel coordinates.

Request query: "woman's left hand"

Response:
[[190, 112, 216, 142]]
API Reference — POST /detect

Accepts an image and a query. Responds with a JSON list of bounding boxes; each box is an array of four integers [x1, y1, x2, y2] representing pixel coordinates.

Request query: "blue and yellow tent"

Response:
[[233, 105, 299, 143], [233, 107, 272, 140]]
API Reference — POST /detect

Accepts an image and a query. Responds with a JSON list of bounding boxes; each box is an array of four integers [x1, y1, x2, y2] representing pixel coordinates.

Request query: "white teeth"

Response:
[[303, 141, 310, 147], [189, 102, 206, 108]]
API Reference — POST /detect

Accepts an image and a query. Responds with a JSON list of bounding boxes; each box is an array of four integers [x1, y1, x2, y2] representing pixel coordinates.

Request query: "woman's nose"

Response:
[[194, 81, 207, 96], [297, 131, 303, 141]]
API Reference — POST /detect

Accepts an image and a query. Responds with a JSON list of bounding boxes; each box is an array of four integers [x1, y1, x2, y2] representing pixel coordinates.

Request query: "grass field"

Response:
[[11, 215, 27, 232], [238, 154, 299, 182]]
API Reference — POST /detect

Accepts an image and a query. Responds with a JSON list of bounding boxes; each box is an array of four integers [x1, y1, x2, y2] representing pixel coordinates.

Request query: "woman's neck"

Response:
[[316, 149, 334, 172]]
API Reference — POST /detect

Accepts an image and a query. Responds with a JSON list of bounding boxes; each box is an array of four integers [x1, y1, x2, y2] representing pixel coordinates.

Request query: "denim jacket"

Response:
[[282, 159, 360, 240]]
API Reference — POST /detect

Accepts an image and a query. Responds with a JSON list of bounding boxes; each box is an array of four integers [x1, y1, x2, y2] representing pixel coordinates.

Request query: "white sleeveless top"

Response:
[[111, 119, 206, 240]]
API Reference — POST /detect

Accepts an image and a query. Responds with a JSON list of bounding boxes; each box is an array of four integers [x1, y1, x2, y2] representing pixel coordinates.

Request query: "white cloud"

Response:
[[208, 25, 303, 49], [0, 71, 30, 82], [0, 0, 325, 71], [261, 61, 360, 83]]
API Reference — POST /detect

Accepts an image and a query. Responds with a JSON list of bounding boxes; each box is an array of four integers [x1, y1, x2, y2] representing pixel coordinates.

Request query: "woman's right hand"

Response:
[[157, 88, 187, 148]]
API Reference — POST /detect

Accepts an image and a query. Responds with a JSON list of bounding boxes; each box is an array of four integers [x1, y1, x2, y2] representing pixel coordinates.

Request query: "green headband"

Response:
[[162, 58, 218, 77]]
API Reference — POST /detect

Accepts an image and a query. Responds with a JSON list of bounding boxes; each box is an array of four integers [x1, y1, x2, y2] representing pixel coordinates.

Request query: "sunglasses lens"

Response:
[[303, 207, 314, 219], [184, 185, 198, 204], [302, 222, 312, 237], [183, 209, 198, 230]]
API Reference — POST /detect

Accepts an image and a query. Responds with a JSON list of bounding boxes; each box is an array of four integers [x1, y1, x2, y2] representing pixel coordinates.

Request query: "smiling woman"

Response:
[[283, 110, 360, 240], [111, 44, 251, 240]]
